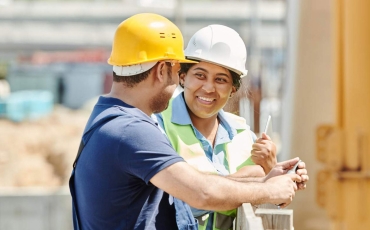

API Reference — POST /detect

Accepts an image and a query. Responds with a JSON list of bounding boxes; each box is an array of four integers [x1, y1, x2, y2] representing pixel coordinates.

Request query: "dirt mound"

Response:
[[0, 106, 90, 187]]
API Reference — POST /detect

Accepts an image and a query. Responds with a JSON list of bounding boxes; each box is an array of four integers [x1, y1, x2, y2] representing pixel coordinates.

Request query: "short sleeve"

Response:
[[116, 118, 184, 184], [236, 130, 257, 170]]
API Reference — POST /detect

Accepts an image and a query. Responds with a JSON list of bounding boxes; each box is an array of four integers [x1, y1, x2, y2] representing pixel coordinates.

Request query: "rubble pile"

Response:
[[0, 106, 90, 187]]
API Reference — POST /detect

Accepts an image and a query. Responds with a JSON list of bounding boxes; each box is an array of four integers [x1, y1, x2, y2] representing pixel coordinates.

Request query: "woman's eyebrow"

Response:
[[192, 67, 231, 78], [193, 67, 209, 73]]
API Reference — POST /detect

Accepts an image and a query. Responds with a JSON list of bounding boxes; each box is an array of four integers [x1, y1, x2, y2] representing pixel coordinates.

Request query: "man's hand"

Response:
[[264, 174, 301, 208], [296, 160, 309, 190], [264, 157, 309, 190], [251, 133, 277, 174]]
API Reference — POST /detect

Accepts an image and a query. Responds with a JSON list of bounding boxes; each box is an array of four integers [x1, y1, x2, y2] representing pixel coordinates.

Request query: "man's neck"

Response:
[[107, 84, 153, 116]]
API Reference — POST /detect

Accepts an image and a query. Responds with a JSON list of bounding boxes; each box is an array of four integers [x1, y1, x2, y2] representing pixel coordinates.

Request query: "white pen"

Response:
[[262, 115, 271, 137]]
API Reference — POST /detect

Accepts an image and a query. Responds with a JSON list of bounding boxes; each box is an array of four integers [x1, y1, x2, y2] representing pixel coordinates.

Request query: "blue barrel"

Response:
[[0, 99, 6, 118], [26, 91, 54, 120], [6, 93, 26, 122], [6, 90, 54, 122]]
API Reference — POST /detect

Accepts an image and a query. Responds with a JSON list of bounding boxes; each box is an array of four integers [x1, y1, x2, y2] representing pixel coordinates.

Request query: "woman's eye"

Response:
[[216, 77, 228, 83], [195, 73, 205, 78]]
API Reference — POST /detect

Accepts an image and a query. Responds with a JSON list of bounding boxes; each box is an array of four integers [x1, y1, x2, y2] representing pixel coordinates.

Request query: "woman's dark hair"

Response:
[[179, 63, 241, 91]]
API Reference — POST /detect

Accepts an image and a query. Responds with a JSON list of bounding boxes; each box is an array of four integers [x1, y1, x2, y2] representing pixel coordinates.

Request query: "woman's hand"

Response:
[[251, 133, 277, 174]]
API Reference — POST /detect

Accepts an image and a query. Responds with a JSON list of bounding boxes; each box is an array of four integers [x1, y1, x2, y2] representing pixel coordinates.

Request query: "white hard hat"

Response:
[[184, 25, 248, 78]]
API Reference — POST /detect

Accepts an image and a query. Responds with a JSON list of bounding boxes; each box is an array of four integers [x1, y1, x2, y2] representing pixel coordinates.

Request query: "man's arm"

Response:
[[150, 161, 301, 211], [225, 157, 309, 185]]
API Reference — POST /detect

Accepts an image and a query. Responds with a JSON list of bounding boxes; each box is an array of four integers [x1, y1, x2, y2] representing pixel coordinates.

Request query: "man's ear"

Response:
[[154, 61, 166, 83]]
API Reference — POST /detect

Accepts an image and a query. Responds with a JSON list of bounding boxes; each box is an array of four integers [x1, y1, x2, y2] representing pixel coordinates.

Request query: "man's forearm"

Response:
[[151, 162, 295, 212], [225, 174, 265, 183], [227, 165, 265, 179], [193, 173, 272, 210]]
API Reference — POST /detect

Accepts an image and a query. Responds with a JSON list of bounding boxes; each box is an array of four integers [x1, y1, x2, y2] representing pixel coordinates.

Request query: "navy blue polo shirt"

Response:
[[72, 96, 187, 230]]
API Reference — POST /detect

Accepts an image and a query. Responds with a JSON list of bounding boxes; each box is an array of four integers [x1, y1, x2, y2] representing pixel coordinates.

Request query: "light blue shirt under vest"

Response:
[[153, 93, 257, 221]]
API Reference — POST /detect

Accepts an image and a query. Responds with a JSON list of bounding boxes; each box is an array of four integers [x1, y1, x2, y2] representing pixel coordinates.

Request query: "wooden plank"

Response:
[[236, 203, 264, 230], [256, 203, 279, 209], [255, 208, 293, 230]]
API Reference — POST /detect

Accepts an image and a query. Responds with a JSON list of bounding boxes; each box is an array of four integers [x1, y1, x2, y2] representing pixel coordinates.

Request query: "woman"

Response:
[[154, 25, 277, 230]]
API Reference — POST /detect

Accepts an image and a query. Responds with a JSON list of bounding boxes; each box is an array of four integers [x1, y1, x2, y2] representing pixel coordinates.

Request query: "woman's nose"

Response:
[[202, 80, 216, 93]]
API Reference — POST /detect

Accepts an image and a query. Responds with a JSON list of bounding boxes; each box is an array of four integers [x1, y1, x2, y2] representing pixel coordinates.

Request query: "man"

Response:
[[69, 13, 307, 230]]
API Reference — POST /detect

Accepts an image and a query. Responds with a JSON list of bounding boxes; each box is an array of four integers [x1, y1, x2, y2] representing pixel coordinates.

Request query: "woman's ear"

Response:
[[230, 86, 237, 98], [179, 72, 186, 87]]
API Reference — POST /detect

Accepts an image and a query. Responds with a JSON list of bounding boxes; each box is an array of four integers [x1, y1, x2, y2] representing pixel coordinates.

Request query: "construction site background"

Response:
[[2, 0, 367, 229], [0, 0, 287, 190]]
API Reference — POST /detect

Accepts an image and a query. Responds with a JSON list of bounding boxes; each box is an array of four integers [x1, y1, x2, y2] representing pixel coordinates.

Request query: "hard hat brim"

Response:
[[186, 56, 248, 78], [112, 58, 198, 76], [178, 58, 199, 64], [108, 57, 198, 66]]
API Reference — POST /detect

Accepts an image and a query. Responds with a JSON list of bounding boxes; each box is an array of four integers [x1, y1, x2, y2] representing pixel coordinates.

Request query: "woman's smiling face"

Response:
[[181, 61, 236, 120]]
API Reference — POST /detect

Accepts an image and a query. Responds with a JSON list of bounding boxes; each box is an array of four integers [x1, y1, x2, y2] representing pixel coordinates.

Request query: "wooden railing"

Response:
[[235, 203, 294, 230]]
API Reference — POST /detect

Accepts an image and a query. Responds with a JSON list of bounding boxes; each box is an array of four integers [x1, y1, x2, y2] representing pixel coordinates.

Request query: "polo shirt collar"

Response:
[[95, 96, 156, 126], [171, 93, 193, 125]]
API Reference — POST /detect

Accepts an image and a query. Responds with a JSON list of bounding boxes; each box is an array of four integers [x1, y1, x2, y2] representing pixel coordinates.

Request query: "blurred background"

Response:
[[0, 0, 369, 229]]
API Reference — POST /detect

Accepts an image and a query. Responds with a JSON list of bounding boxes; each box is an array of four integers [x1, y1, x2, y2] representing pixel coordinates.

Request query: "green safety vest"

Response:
[[161, 99, 255, 230]]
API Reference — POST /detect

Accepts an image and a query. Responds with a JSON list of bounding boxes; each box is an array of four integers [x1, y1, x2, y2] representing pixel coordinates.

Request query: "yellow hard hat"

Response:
[[108, 13, 196, 75]]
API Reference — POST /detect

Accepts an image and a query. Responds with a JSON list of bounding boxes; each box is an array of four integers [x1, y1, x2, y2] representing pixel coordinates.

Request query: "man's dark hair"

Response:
[[113, 69, 152, 88], [179, 63, 241, 91], [113, 62, 173, 88]]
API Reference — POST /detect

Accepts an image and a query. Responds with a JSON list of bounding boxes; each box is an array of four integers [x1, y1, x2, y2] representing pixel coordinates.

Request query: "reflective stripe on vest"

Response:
[[215, 213, 233, 230], [161, 99, 255, 230], [195, 211, 234, 230]]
